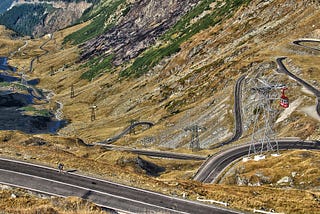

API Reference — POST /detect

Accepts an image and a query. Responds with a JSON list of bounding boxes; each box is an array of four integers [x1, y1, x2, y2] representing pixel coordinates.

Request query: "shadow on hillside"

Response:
[[0, 107, 67, 134], [0, 91, 67, 134]]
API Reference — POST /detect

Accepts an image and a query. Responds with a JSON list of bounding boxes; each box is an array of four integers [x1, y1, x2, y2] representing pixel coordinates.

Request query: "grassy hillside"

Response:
[[12, 0, 318, 148], [121, 0, 251, 78], [0, 4, 54, 36], [0, 0, 319, 213], [64, 0, 126, 45], [0, 0, 13, 14]]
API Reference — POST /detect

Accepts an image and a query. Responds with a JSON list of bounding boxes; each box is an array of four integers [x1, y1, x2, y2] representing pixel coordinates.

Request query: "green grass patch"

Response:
[[120, 43, 181, 78], [13, 83, 28, 91], [121, 0, 251, 77], [19, 106, 36, 112], [63, 0, 126, 45], [0, 82, 10, 87], [80, 54, 114, 80], [19, 106, 52, 117], [36, 109, 51, 117]]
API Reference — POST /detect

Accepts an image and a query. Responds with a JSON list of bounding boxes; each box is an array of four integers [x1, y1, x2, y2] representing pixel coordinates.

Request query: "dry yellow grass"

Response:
[[0, 0, 319, 213], [0, 187, 108, 214], [222, 150, 320, 188], [1, 131, 320, 213]]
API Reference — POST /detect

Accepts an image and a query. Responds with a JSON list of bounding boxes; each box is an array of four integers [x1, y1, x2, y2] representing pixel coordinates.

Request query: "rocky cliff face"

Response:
[[81, 0, 199, 65], [0, 0, 91, 37], [70, 0, 320, 147], [0, 0, 14, 14], [33, 1, 92, 37]]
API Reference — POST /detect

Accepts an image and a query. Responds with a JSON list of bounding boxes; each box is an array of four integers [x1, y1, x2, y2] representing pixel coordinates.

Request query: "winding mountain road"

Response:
[[212, 75, 246, 148], [194, 140, 320, 183], [1, 37, 319, 212], [98, 121, 154, 144], [195, 39, 320, 183], [29, 34, 52, 73], [0, 158, 242, 214], [196, 75, 246, 180], [292, 38, 320, 52], [291, 39, 320, 116], [277, 57, 320, 117], [98, 145, 207, 160]]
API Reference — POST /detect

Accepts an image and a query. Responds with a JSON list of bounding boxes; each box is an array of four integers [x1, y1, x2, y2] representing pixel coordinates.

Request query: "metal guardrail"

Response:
[[253, 208, 284, 214], [196, 197, 228, 206]]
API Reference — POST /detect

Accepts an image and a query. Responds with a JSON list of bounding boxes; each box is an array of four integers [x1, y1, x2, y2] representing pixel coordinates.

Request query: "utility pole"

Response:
[[50, 66, 54, 76], [70, 84, 75, 98], [129, 120, 137, 135], [244, 77, 284, 157], [90, 105, 97, 121], [184, 125, 206, 151]]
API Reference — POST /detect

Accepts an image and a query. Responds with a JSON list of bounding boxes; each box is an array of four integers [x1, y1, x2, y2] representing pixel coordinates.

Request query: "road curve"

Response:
[[0, 158, 242, 214], [292, 38, 320, 52], [194, 140, 320, 183], [29, 35, 52, 73], [98, 145, 207, 160], [196, 75, 245, 180], [210, 75, 246, 149], [98, 121, 154, 144], [196, 40, 320, 183], [276, 57, 320, 117], [291, 39, 320, 117]]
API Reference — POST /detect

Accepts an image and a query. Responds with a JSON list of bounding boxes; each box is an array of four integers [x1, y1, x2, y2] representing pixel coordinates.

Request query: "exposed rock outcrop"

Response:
[[0, 0, 91, 37], [33, 1, 92, 37], [81, 0, 199, 65]]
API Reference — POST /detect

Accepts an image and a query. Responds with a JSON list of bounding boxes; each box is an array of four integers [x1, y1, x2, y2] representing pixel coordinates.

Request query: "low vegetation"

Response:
[[80, 54, 114, 80], [0, 4, 54, 36], [120, 0, 251, 77], [64, 0, 127, 45], [0, 187, 108, 214], [0, 0, 319, 213]]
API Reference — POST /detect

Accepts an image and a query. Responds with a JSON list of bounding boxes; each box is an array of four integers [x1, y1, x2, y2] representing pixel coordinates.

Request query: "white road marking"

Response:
[[0, 157, 233, 211], [0, 168, 187, 214], [0, 181, 132, 214]]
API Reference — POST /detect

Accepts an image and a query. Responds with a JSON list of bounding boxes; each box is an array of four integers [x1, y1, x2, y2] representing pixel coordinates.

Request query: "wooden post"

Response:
[[50, 66, 54, 76], [130, 120, 135, 135], [70, 84, 75, 98], [90, 105, 97, 121]]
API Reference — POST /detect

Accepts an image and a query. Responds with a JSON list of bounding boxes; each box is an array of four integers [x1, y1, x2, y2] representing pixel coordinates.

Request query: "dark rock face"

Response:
[[32, 1, 92, 37], [136, 156, 165, 176], [0, 1, 91, 37], [81, 0, 199, 65], [22, 137, 48, 146], [0, 93, 33, 107]]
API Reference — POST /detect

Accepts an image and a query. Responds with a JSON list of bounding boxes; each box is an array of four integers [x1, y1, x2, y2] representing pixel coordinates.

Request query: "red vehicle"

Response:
[[280, 87, 289, 108]]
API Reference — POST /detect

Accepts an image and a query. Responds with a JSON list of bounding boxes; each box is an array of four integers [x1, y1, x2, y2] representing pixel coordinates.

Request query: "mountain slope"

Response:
[[0, 0, 13, 14], [0, 0, 320, 213], [0, 0, 92, 37], [48, 0, 320, 146]]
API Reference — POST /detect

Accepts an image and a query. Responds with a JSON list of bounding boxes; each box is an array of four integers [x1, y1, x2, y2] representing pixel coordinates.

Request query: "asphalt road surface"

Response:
[[210, 75, 246, 149], [194, 140, 320, 183], [0, 158, 243, 214], [276, 57, 320, 117], [98, 145, 207, 160]]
